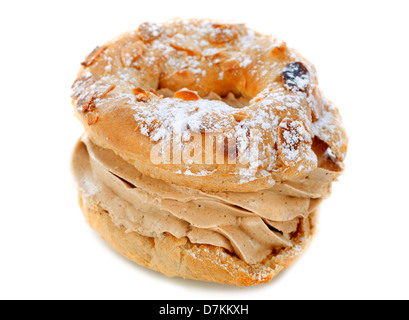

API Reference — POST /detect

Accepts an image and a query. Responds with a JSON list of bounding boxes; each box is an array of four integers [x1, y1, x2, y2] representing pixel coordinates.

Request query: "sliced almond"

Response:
[[121, 41, 145, 67], [78, 91, 96, 112], [86, 112, 99, 125], [170, 35, 200, 55], [174, 89, 200, 101], [221, 59, 240, 71], [277, 119, 311, 164], [133, 87, 146, 95], [99, 84, 116, 99], [232, 111, 251, 122], [209, 24, 238, 44], [81, 46, 107, 67], [135, 119, 161, 134], [138, 22, 163, 42]]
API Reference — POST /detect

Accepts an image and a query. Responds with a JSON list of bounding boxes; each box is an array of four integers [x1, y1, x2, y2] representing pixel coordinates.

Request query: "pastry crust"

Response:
[[78, 192, 317, 286], [71, 18, 348, 192], [70, 19, 347, 285]]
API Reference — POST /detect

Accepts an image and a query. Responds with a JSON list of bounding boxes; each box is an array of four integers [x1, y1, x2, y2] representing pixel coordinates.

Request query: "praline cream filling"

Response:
[[72, 136, 339, 265]]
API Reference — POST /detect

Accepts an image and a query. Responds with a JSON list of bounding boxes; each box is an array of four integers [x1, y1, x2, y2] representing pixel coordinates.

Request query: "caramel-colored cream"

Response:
[[72, 136, 340, 265]]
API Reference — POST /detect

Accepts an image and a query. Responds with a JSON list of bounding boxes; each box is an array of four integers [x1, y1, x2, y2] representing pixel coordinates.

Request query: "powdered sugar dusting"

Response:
[[134, 97, 234, 141], [72, 18, 347, 182]]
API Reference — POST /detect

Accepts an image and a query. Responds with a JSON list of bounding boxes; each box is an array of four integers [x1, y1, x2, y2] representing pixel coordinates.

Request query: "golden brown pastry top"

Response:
[[71, 18, 348, 192]]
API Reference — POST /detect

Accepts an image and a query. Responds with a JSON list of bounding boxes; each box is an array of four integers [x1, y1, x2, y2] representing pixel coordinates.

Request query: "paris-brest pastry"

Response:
[[71, 19, 348, 285]]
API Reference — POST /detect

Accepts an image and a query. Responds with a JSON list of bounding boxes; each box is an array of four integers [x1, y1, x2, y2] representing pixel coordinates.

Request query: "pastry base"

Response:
[[78, 193, 317, 286]]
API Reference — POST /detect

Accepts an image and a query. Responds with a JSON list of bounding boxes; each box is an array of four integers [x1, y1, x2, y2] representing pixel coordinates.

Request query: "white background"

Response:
[[1, 0, 408, 300]]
